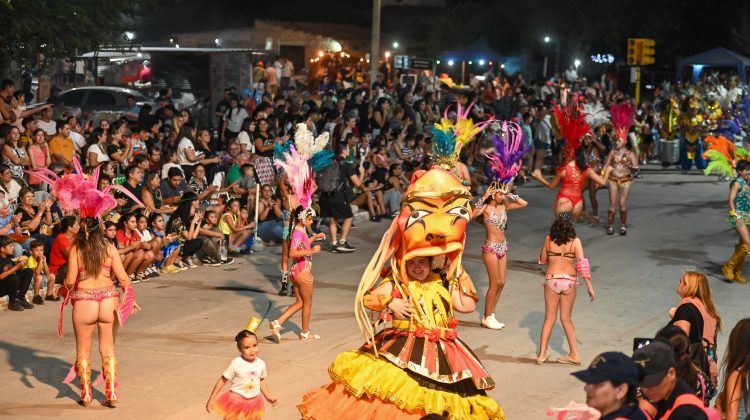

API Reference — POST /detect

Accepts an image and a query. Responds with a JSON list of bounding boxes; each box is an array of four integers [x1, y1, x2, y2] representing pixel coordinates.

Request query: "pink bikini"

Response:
[[290, 228, 312, 283]]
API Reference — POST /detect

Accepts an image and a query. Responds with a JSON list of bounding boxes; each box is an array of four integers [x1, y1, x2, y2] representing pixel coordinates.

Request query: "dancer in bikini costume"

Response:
[[532, 103, 611, 221], [26, 159, 141, 407], [298, 108, 503, 419], [581, 131, 607, 225], [603, 101, 638, 235], [712, 151, 750, 284], [472, 122, 530, 330]]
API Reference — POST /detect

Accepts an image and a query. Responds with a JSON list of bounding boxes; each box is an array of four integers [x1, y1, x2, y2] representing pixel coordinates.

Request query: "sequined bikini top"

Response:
[[487, 209, 507, 230]]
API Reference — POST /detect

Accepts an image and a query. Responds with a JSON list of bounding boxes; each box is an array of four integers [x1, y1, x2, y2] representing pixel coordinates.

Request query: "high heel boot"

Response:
[[76, 358, 93, 406], [606, 211, 615, 235], [619, 209, 628, 235], [722, 244, 745, 282], [734, 245, 749, 284], [101, 356, 119, 407]]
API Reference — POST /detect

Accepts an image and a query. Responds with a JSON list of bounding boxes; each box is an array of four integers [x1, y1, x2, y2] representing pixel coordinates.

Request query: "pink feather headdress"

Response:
[[274, 145, 315, 210], [26, 158, 143, 219], [610, 102, 635, 141]]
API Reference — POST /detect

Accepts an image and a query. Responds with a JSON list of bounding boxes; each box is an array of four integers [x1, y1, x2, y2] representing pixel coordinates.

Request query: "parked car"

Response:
[[56, 86, 154, 122]]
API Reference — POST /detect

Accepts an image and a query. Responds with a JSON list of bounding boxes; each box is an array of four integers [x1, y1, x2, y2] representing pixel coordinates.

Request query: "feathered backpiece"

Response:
[[310, 149, 334, 172], [553, 102, 589, 157], [485, 121, 531, 192], [26, 158, 142, 219], [703, 135, 750, 178], [294, 123, 329, 158], [582, 101, 611, 129], [274, 145, 314, 208], [431, 101, 493, 169], [610, 102, 635, 141]]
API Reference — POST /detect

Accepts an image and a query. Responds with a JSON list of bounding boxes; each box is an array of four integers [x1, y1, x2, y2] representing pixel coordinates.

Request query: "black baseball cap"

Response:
[[571, 352, 639, 386], [632, 341, 676, 387]]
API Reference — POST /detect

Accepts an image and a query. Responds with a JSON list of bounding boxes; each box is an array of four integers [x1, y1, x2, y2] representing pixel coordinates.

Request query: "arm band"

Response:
[[506, 193, 519, 202], [362, 293, 393, 312], [576, 258, 591, 278]]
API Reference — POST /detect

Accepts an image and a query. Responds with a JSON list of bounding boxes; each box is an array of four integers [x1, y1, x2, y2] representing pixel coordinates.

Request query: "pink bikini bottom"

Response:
[[70, 287, 120, 303], [543, 274, 580, 294]]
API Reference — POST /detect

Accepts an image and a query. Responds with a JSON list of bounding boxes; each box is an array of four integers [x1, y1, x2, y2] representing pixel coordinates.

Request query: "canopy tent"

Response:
[[676, 47, 750, 84], [440, 38, 524, 81]]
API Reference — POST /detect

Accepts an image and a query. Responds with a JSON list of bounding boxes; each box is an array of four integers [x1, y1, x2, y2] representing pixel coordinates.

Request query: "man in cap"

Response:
[[633, 341, 708, 419], [571, 352, 648, 419]]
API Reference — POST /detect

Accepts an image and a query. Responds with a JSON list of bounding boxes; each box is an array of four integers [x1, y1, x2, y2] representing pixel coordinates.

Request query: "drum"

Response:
[[659, 138, 680, 165]]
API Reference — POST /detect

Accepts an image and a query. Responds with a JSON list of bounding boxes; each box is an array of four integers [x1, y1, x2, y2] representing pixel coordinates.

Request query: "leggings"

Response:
[[181, 238, 203, 258]]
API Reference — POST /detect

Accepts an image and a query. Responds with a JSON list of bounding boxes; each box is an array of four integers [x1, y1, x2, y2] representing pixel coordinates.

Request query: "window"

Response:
[[59, 90, 85, 106], [86, 90, 117, 106]]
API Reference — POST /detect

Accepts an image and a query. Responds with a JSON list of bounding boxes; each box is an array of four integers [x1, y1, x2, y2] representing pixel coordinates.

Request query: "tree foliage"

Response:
[[0, 0, 149, 70]]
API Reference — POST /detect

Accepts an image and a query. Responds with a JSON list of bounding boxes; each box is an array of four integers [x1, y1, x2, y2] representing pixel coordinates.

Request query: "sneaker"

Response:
[[19, 299, 34, 309], [45, 295, 60, 301], [185, 257, 198, 269], [370, 216, 381, 222], [220, 257, 235, 265], [201, 257, 222, 267], [174, 261, 189, 271], [146, 270, 160, 279], [336, 241, 356, 252], [137, 272, 147, 283], [8, 300, 24, 311], [32, 295, 44, 305], [131, 275, 141, 284]]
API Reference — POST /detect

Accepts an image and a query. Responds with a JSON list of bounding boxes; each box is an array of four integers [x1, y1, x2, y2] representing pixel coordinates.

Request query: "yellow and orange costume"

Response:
[[298, 106, 503, 419]]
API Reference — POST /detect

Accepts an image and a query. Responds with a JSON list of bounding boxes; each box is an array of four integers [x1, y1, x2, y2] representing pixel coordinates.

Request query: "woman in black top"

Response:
[[256, 184, 284, 243], [253, 118, 274, 158], [165, 192, 204, 268], [16, 187, 54, 251]]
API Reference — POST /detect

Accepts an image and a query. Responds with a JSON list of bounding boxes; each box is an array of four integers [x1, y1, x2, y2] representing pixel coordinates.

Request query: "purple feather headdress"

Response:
[[485, 121, 531, 192]]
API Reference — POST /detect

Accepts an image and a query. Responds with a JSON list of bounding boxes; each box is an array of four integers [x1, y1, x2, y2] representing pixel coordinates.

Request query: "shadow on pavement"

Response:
[[518, 310, 574, 358]]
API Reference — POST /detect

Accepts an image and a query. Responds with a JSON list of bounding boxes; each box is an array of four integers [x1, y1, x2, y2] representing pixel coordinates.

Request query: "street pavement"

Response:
[[1, 166, 748, 419]]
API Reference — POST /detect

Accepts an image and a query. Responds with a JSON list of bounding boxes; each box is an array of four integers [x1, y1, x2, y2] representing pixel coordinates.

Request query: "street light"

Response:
[[436, 60, 441, 64], [214, 38, 222, 47], [318, 50, 324, 57], [123, 31, 135, 41], [574, 59, 581, 69], [448, 60, 454, 66], [384, 51, 391, 58], [478, 59, 485, 66], [392, 41, 399, 49], [544, 36, 551, 43]]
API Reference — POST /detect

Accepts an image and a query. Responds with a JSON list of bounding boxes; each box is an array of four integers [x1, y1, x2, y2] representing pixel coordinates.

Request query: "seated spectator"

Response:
[[26, 128, 53, 190], [236, 119, 257, 154], [568, 351, 647, 419], [194, 129, 222, 182], [165, 192, 204, 269], [256, 185, 284, 243], [26, 239, 57, 304], [219, 198, 254, 254], [0, 235, 33, 311], [160, 167, 187, 205], [197, 210, 231, 265], [48, 119, 76, 167], [141, 172, 175, 214], [225, 151, 250, 185], [115, 212, 155, 283], [0, 164, 23, 204], [230, 163, 256, 211], [15, 187, 54, 251], [634, 341, 709, 420], [48, 215, 78, 282], [3, 125, 30, 178], [107, 122, 134, 171], [85, 128, 109, 167], [383, 163, 407, 216], [148, 212, 182, 274], [655, 325, 715, 407], [351, 175, 386, 222], [135, 213, 160, 279], [0, 197, 27, 257], [120, 166, 144, 215], [147, 145, 162, 175], [187, 163, 219, 208]]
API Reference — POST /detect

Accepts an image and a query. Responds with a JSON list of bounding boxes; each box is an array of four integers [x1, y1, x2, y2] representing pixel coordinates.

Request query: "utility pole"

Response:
[[370, 0, 381, 88]]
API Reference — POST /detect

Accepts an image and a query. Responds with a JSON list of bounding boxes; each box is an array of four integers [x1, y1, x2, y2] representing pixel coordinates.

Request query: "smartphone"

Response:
[[633, 337, 653, 352]]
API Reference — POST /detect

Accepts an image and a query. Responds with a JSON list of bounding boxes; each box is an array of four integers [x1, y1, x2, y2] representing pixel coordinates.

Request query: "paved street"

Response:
[[1, 167, 747, 419]]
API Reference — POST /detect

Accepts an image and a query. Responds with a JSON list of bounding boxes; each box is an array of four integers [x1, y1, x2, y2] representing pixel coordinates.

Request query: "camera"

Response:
[[632, 337, 653, 352]]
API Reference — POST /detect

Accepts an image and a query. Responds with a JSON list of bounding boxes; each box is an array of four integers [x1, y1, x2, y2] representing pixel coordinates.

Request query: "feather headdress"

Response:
[[553, 102, 589, 157], [432, 101, 493, 168], [294, 123, 329, 158], [485, 121, 531, 192], [610, 102, 636, 141], [25, 158, 142, 219], [273, 145, 314, 210], [582, 101, 611, 129]]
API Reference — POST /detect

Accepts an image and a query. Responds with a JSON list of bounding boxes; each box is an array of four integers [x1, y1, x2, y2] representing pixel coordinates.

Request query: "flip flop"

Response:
[[536, 355, 550, 365], [556, 355, 581, 365]]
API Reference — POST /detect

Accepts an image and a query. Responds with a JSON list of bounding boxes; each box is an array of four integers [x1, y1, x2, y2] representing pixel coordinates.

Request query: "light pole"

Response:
[[542, 36, 551, 78], [370, 0, 381, 88]]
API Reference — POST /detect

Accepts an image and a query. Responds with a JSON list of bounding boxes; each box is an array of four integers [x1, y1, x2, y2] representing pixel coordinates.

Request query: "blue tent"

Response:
[[676, 47, 750, 84], [440, 38, 523, 75]]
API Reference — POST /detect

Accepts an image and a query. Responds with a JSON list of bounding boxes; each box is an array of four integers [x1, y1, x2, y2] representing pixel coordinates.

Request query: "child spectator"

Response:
[[27, 239, 56, 304], [0, 235, 33, 311]]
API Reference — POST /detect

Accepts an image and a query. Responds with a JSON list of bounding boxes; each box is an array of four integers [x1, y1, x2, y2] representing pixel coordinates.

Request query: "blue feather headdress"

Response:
[[485, 121, 531, 192]]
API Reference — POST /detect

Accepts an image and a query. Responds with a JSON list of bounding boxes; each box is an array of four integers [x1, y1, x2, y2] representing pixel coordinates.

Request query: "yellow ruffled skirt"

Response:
[[298, 350, 504, 420]]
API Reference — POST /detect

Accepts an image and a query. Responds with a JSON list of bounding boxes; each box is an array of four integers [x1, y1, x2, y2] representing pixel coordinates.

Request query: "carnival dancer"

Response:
[[270, 143, 327, 341], [603, 102, 639, 235], [298, 110, 503, 419], [206, 328, 278, 420], [536, 214, 595, 366], [532, 103, 611, 220], [723, 160, 750, 284], [473, 122, 530, 330], [27, 159, 141, 407], [679, 101, 707, 172], [581, 132, 607, 225]]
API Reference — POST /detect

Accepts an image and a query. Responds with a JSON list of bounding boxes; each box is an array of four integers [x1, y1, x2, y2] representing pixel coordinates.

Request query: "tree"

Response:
[[0, 0, 149, 74]]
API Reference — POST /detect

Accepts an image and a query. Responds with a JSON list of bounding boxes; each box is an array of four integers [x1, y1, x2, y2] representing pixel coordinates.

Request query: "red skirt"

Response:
[[215, 391, 264, 420]]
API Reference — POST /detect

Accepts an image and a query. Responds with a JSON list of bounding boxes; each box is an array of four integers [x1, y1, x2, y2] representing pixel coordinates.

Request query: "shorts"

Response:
[[319, 195, 353, 220], [534, 139, 551, 151]]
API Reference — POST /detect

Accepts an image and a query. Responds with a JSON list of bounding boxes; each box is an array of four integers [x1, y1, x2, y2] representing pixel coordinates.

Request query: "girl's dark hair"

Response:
[[54, 215, 77, 236], [388, 163, 401, 176], [118, 212, 137, 231], [148, 211, 163, 228], [288, 205, 305, 234], [549, 218, 576, 246], [718, 318, 750, 415], [736, 160, 750, 173], [168, 191, 197, 234], [574, 147, 589, 172], [75, 217, 110, 277], [85, 128, 105, 151], [177, 123, 194, 141], [142, 172, 160, 193], [655, 325, 698, 392], [235, 330, 257, 346]]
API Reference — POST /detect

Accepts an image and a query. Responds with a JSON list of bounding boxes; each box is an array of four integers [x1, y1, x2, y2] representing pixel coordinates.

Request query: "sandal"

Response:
[[300, 330, 320, 340], [269, 320, 282, 343], [590, 216, 599, 225], [536, 355, 550, 365], [620, 226, 627, 236], [556, 355, 581, 365], [606, 226, 615, 235]]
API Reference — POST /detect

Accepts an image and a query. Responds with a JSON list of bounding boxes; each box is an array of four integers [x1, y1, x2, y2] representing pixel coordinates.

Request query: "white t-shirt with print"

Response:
[[222, 356, 267, 399], [177, 137, 200, 166]]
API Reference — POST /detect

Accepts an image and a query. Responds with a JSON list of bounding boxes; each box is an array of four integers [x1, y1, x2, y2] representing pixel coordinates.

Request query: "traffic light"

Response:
[[627, 38, 642, 66], [641, 38, 656, 65]]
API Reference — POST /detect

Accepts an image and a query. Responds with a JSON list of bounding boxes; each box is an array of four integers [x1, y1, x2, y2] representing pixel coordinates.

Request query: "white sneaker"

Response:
[[481, 314, 506, 330]]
